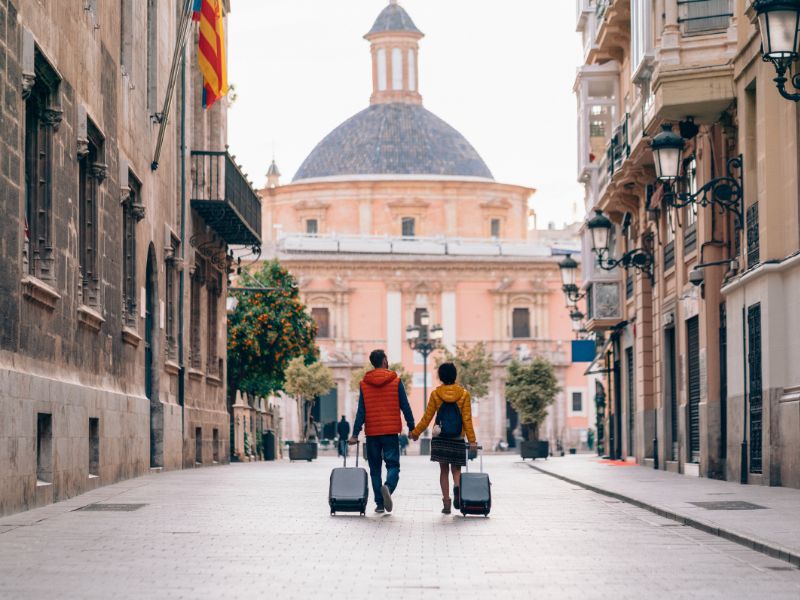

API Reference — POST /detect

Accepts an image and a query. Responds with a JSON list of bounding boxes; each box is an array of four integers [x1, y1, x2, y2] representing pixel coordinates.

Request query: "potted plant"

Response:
[[505, 357, 560, 461], [284, 357, 334, 462]]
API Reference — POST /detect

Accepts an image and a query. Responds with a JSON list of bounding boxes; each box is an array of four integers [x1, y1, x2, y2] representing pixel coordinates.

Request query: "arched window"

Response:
[[392, 47, 403, 90], [408, 49, 416, 91], [377, 49, 387, 91]]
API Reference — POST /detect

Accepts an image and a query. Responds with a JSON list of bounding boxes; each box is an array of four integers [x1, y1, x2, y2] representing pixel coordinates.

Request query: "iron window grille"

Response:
[[121, 173, 143, 327], [625, 272, 634, 299], [748, 303, 763, 474], [678, 0, 732, 35], [78, 121, 106, 308], [746, 203, 760, 268], [663, 241, 676, 271], [23, 50, 62, 281]]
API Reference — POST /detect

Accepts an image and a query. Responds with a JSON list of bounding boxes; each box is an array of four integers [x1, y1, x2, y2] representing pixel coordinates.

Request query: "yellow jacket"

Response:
[[411, 384, 476, 443]]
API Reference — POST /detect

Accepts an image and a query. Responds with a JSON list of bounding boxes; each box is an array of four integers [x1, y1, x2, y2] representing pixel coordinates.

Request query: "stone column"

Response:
[[660, 0, 681, 65]]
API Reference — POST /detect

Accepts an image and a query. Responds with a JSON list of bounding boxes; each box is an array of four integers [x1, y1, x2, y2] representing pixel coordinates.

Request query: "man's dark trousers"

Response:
[[365, 434, 400, 506]]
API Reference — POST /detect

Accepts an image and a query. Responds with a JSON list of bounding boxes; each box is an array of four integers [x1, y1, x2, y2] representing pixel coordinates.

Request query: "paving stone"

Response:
[[0, 456, 798, 599]]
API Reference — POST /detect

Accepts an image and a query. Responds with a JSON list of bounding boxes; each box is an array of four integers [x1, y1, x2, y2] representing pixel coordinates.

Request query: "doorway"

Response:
[[145, 244, 163, 468], [687, 317, 700, 464], [664, 326, 678, 461]]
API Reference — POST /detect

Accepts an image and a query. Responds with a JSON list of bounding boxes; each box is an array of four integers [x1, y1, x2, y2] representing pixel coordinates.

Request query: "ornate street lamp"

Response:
[[569, 309, 585, 335], [406, 310, 443, 453], [558, 254, 584, 304], [587, 209, 655, 283], [753, 0, 800, 101], [649, 125, 744, 230]]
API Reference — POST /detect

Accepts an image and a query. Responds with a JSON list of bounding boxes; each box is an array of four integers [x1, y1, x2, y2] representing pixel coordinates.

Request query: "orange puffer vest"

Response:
[[360, 369, 402, 437]]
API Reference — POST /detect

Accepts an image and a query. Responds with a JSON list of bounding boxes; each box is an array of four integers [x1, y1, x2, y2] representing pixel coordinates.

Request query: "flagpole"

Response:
[[151, 0, 194, 171]]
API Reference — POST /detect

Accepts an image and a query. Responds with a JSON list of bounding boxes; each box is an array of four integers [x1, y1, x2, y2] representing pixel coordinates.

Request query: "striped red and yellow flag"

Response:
[[193, 0, 227, 109]]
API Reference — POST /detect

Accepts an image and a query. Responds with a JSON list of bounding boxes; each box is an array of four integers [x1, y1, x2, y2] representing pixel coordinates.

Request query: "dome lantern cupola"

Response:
[[365, 1, 423, 106]]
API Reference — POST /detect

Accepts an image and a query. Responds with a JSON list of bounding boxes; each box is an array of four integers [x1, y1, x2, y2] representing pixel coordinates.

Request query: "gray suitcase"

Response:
[[329, 442, 369, 516], [460, 445, 491, 517]]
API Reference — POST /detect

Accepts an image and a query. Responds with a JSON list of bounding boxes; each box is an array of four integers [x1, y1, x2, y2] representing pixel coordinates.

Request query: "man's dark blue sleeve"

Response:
[[352, 389, 366, 437], [398, 382, 415, 431]]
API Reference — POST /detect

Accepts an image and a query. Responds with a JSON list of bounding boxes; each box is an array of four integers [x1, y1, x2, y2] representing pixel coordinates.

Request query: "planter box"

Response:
[[289, 442, 318, 462], [520, 440, 550, 460]]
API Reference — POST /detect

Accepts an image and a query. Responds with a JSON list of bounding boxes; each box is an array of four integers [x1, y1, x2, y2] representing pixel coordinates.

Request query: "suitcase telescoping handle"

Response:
[[465, 444, 483, 473], [344, 440, 359, 468]]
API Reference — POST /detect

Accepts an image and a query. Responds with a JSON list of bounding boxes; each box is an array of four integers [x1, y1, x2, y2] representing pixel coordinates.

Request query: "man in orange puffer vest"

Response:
[[348, 349, 415, 514]]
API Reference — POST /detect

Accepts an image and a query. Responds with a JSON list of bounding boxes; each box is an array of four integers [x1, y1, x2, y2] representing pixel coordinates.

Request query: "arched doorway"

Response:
[[145, 244, 163, 467]]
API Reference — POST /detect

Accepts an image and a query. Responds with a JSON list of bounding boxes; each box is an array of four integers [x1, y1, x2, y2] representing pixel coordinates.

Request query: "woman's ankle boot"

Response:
[[453, 486, 460, 510], [441, 497, 452, 514]]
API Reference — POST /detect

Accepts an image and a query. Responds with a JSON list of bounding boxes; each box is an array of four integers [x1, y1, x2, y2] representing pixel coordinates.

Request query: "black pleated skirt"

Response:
[[430, 436, 467, 467]]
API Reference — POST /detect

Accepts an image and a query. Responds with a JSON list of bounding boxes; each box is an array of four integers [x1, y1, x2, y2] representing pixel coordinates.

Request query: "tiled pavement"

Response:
[[528, 454, 800, 566], [0, 455, 799, 599]]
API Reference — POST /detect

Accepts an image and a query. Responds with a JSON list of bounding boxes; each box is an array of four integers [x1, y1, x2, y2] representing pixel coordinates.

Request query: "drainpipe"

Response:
[[178, 51, 187, 450]]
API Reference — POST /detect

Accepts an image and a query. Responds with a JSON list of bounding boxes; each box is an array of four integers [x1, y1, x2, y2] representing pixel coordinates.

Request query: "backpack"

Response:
[[435, 402, 463, 439]]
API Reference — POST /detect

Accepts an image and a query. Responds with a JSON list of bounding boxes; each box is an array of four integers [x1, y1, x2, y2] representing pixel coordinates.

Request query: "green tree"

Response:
[[435, 342, 494, 398], [350, 363, 412, 394], [505, 357, 561, 440], [227, 260, 318, 399], [284, 357, 335, 442]]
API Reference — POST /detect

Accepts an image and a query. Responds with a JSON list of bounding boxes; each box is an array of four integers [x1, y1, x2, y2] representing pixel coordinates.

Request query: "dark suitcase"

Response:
[[460, 445, 491, 517], [329, 442, 368, 516]]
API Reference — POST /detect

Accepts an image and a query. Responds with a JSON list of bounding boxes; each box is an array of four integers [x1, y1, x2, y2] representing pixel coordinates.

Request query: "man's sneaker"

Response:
[[381, 484, 393, 513], [374, 506, 385, 514]]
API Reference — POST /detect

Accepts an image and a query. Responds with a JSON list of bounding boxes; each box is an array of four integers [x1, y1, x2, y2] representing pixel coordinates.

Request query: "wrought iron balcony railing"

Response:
[[191, 150, 262, 247]]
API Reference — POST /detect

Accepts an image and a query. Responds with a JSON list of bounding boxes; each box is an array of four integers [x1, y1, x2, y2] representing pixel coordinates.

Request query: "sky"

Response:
[[227, 0, 583, 229]]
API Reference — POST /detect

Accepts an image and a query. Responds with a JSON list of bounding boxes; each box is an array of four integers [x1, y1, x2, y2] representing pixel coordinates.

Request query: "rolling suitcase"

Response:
[[329, 442, 369, 516], [460, 445, 491, 517]]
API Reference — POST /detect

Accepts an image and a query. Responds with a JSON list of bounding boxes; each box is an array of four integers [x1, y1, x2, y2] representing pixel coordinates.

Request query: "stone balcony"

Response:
[[275, 233, 579, 259]]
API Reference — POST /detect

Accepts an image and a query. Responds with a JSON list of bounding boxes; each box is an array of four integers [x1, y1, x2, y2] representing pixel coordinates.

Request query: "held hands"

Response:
[[469, 442, 478, 453], [409, 432, 419, 442], [347, 436, 358, 445]]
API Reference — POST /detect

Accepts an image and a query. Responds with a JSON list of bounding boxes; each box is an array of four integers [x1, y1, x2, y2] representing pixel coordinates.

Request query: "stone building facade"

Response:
[[574, 0, 800, 489], [0, 0, 259, 516], [260, 2, 594, 451]]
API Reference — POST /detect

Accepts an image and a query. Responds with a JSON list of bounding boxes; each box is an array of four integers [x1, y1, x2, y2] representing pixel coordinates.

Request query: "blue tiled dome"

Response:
[[366, 3, 422, 36], [293, 104, 494, 182]]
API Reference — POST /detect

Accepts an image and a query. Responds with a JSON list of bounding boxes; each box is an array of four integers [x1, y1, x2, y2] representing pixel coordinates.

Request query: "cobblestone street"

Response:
[[1, 455, 799, 599]]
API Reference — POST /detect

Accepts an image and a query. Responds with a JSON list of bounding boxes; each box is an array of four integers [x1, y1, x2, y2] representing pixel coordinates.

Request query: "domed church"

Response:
[[260, 1, 591, 451]]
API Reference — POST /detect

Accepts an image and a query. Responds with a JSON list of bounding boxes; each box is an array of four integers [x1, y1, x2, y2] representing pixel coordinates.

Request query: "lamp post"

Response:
[[406, 310, 443, 455], [558, 254, 585, 304], [649, 125, 744, 230], [587, 209, 656, 283], [753, 0, 800, 101]]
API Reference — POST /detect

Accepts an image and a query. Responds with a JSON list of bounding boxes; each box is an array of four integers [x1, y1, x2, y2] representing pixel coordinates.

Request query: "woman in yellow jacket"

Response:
[[410, 362, 477, 514]]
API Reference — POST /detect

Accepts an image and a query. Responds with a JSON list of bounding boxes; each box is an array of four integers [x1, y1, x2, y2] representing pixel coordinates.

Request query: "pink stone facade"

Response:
[[258, 2, 594, 451]]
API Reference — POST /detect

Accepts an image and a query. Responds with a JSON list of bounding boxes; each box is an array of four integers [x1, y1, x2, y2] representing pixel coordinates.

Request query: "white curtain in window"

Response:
[[377, 49, 387, 91], [392, 47, 403, 90], [408, 49, 416, 91]]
